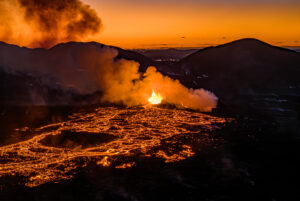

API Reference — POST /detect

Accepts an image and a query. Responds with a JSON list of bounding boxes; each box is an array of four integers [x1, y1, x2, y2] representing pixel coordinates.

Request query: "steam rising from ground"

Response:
[[0, 43, 217, 111], [0, 0, 102, 48], [86, 48, 217, 111], [93, 49, 217, 111]]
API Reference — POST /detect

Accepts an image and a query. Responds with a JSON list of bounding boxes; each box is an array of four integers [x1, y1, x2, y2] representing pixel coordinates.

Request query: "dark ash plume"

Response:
[[0, 0, 102, 48]]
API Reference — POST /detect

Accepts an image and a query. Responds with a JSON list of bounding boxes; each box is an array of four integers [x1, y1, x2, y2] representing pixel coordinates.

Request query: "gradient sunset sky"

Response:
[[84, 0, 300, 49]]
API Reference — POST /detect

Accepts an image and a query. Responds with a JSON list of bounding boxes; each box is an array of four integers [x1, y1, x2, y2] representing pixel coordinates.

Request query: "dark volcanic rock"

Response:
[[40, 130, 117, 149]]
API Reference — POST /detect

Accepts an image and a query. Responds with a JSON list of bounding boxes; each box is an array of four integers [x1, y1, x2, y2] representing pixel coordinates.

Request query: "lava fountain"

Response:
[[148, 90, 163, 104]]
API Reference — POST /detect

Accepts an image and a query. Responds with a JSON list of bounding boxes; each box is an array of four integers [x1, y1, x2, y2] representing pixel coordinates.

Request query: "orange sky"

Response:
[[83, 0, 300, 49]]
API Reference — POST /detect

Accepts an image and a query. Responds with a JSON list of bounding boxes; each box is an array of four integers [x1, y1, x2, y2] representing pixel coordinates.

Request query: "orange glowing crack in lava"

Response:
[[0, 107, 227, 187]]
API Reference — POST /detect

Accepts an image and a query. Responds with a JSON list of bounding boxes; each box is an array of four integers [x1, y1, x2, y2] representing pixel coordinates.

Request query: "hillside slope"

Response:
[[0, 41, 156, 105]]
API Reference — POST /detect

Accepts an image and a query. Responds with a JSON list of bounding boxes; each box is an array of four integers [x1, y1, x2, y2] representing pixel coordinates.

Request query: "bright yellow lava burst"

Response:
[[148, 90, 163, 105]]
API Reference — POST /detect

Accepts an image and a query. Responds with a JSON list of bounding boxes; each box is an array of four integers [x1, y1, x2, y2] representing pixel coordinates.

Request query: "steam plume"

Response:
[[0, 0, 102, 48], [0, 43, 217, 111]]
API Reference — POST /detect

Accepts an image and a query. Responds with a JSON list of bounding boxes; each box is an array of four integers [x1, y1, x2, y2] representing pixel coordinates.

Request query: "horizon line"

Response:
[[1, 38, 300, 51]]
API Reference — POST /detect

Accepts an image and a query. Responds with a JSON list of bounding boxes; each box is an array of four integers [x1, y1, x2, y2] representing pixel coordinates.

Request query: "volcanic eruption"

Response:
[[0, 1, 299, 201], [0, 43, 218, 111], [0, 0, 220, 187], [0, 0, 218, 111], [148, 90, 163, 105]]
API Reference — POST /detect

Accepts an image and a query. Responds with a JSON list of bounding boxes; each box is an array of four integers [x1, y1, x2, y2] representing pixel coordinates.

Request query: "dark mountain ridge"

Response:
[[177, 38, 300, 93], [175, 38, 300, 134], [0, 41, 157, 105], [0, 41, 156, 72]]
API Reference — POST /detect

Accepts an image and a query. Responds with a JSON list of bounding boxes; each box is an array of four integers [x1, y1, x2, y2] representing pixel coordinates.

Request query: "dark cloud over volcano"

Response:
[[0, 0, 102, 48]]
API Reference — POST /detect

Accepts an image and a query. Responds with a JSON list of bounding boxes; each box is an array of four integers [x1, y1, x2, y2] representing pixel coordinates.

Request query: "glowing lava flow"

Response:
[[148, 90, 163, 104], [0, 107, 227, 187]]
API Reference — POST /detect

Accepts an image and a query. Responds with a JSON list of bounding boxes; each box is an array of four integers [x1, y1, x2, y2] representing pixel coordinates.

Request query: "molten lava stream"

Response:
[[0, 107, 227, 187]]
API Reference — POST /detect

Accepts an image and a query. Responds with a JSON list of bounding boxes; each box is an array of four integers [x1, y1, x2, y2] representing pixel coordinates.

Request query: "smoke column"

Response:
[[0, 43, 217, 111], [0, 0, 102, 48]]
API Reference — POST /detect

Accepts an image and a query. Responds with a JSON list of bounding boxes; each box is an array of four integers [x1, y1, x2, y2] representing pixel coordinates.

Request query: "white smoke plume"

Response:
[[0, 43, 217, 111]]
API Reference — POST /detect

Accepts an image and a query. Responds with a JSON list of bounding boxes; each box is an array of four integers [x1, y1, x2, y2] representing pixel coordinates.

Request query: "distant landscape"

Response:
[[0, 0, 299, 200], [136, 45, 300, 61]]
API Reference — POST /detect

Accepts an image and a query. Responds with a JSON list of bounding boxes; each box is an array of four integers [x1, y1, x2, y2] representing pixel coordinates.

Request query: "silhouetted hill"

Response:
[[0, 41, 156, 105], [177, 38, 300, 95], [177, 38, 300, 132], [179, 38, 300, 89], [51, 41, 156, 72], [0, 41, 156, 72]]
